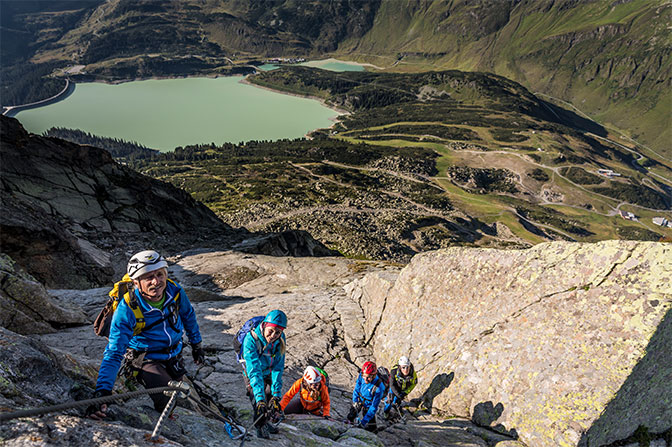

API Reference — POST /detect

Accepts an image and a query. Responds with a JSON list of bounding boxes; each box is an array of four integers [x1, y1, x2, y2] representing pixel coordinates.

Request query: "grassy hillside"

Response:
[[341, 0, 671, 157], [124, 68, 671, 260]]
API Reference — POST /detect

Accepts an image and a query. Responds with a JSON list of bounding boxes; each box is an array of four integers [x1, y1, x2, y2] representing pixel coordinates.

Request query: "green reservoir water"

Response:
[[259, 59, 366, 72], [300, 59, 365, 72], [15, 76, 340, 152]]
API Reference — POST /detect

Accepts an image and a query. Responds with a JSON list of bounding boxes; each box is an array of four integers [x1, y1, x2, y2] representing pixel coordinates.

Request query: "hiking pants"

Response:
[[243, 373, 273, 405], [283, 396, 322, 416], [351, 405, 377, 432], [138, 358, 185, 411], [242, 373, 273, 428]]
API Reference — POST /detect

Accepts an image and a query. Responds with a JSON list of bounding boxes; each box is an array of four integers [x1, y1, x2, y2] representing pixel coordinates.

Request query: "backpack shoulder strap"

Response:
[[249, 328, 264, 354], [123, 291, 146, 336], [166, 278, 181, 302], [371, 375, 385, 396]]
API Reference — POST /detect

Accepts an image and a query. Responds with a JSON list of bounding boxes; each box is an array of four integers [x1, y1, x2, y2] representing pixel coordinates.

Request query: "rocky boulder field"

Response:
[[1, 241, 670, 447]]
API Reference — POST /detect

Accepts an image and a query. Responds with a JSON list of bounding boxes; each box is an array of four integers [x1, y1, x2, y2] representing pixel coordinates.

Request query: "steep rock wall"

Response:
[[349, 241, 672, 447], [0, 116, 230, 287]]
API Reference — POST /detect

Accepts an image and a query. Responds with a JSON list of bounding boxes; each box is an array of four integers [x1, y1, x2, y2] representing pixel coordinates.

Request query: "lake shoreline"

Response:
[[239, 76, 350, 125], [3, 79, 75, 117], [15, 75, 343, 151]]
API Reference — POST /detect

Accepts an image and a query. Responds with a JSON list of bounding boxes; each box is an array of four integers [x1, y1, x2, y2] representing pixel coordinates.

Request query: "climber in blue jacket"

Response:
[[88, 250, 204, 419], [347, 361, 386, 432]]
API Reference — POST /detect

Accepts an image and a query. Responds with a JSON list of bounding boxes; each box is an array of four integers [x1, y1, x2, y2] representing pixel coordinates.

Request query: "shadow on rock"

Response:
[[472, 400, 518, 439], [578, 307, 672, 447], [414, 372, 454, 412]]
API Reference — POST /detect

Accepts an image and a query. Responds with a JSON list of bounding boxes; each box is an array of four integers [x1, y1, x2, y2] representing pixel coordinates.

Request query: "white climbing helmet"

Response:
[[398, 356, 411, 367], [303, 366, 322, 384], [127, 250, 168, 280]]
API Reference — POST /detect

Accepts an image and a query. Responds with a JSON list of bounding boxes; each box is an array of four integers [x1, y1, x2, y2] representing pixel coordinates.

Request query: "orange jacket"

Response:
[[279, 376, 330, 416]]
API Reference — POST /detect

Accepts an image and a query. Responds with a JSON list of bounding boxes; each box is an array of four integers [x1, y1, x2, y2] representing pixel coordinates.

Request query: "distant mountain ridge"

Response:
[[6, 0, 669, 155], [349, 0, 670, 155]]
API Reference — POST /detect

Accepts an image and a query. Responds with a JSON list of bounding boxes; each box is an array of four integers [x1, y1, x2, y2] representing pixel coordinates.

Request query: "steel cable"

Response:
[[0, 386, 182, 422]]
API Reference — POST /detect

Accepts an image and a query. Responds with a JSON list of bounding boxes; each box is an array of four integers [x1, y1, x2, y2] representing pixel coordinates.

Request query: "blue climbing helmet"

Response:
[[263, 309, 287, 328]]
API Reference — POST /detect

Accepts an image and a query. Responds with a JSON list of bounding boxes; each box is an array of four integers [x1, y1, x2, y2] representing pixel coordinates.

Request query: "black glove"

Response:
[[346, 405, 358, 422], [86, 389, 112, 418], [254, 400, 268, 426], [191, 342, 205, 365], [269, 395, 284, 420]]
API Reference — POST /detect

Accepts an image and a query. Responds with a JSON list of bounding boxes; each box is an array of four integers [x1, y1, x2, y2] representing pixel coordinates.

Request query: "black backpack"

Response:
[[376, 366, 391, 396]]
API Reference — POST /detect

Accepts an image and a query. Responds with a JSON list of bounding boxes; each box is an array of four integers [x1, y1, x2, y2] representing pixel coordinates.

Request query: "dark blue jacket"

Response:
[[352, 373, 385, 426]]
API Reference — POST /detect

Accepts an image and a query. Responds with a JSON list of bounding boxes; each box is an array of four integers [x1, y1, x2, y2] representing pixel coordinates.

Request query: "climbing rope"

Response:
[[0, 386, 181, 422]]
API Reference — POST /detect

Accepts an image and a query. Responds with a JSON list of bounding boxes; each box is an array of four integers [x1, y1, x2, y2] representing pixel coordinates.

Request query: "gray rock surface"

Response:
[[0, 254, 88, 334], [349, 240, 672, 447], [2, 250, 498, 446], [3, 241, 666, 446]]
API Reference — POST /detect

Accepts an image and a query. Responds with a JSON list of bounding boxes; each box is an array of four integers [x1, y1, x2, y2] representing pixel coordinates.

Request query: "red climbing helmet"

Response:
[[361, 361, 377, 375]]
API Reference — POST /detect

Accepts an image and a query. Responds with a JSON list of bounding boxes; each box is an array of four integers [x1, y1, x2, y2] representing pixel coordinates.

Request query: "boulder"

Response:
[[0, 254, 88, 334], [350, 240, 672, 447]]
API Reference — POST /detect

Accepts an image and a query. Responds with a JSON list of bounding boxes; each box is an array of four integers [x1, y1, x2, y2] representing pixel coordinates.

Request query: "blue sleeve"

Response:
[[352, 375, 362, 404], [243, 331, 266, 403], [361, 382, 385, 426], [270, 335, 285, 398], [95, 302, 134, 391], [177, 286, 202, 345]]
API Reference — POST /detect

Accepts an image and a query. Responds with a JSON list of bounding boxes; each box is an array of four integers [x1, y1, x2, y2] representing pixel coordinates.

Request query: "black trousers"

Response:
[[242, 372, 273, 428], [138, 358, 185, 411], [283, 396, 322, 416]]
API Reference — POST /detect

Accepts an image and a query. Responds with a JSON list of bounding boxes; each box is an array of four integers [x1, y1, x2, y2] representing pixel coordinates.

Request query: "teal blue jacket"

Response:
[[242, 323, 285, 403]]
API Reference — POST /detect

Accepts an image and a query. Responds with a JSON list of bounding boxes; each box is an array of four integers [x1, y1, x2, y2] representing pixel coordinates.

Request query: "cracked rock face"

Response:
[[3, 250, 504, 446], [350, 240, 672, 447], [0, 116, 230, 288], [4, 242, 666, 446]]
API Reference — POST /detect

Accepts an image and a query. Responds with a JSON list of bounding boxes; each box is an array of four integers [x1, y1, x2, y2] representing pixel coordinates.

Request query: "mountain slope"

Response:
[[4, 1, 669, 157], [130, 67, 671, 262], [342, 0, 671, 157]]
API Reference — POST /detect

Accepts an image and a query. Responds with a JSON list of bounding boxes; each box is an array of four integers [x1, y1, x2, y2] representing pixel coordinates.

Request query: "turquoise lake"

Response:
[[15, 76, 342, 152], [259, 59, 367, 72]]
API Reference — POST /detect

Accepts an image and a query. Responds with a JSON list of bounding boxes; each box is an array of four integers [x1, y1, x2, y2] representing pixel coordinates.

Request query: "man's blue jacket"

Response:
[[95, 280, 202, 391], [242, 322, 285, 403], [352, 372, 385, 426]]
